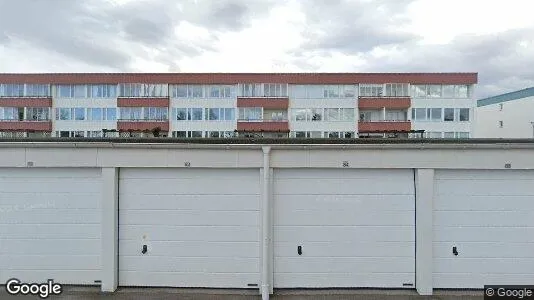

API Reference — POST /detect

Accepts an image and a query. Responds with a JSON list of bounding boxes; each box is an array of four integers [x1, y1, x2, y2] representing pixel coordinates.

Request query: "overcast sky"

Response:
[[0, 0, 533, 98]]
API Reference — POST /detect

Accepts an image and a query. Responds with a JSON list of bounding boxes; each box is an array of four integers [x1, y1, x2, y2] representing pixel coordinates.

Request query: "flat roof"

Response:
[[0, 73, 478, 85], [0, 137, 532, 145], [478, 87, 534, 107]]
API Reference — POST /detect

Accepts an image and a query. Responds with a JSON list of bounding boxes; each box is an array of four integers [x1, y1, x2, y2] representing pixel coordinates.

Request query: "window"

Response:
[[325, 132, 340, 138], [444, 108, 455, 121], [263, 84, 288, 97], [173, 85, 188, 98], [0, 84, 25, 97], [442, 85, 456, 98], [412, 108, 426, 121], [323, 85, 340, 98], [87, 108, 103, 121], [427, 85, 442, 98], [385, 83, 409, 97], [175, 108, 187, 121], [87, 131, 102, 138], [189, 131, 203, 138], [458, 108, 470, 121], [457, 132, 470, 138], [325, 108, 340, 121], [359, 84, 383, 97], [238, 107, 262, 120], [118, 84, 168, 97], [206, 131, 235, 138], [106, 108, 117, 120], [457, 85, 469, 98], [55, 108, 87, 121], [425, 132, 442, 138], [25, 84, 50, 97], [341, 109, 355, 121], [56, 131, 85, 137], [205, 108, 235, 121], [119, 107, 142, 120], [310, 108, 322, 121], [499, 121, 504, 128], [306, 85, 324, 98], [144, 107, 168, 120], [269, 111, 286, 121], [240, 84, 262, 97], [56, 85, 88, 98], [290, 85, 307, 98], [412, 85, 427, 98], [293, 109, 307, 121], [0, 107, 21, 120], [173, 131, 187, 138], [342, 85, 357, 98], [88, 85, 117, 98], [188, 85, 204, 98], [26, 108, 50, 121], [294, 131, 308, 138], [443, 132, 455, 138], [188, 108, 203, 121], [74, 108, 85, 120], [428, 108, 442, 121]]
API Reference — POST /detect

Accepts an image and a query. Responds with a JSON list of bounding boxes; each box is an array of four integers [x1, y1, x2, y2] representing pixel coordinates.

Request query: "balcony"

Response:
[[117, 97, 169, 107], [117, 120, 170, 131], [358, 97, 411, 109], [237, 97, 289, 109], [358, 120, 411, 133], [237, 120, 290, 132], [0, 97, 52, 107], [0, 120, 52, 131]]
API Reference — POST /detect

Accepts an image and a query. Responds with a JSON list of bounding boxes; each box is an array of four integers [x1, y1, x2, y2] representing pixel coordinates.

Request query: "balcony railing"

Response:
[[237, 97, 289, 109], [237, 119, 289, 122], [237, 119, 289, 132], [358, 97, 411, 109], [358, 120, 411, 133], [0, 120, 52, 131]]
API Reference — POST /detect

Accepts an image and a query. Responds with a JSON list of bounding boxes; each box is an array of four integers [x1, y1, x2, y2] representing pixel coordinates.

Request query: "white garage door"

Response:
[[274, 169, 415, 288], [434, 170, 534, 288], [0, 168, 102, 284], [119, 168, 260, 288]]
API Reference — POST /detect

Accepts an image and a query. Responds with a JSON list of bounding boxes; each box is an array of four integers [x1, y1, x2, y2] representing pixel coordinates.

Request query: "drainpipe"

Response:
[[261, 146, 272, 300]]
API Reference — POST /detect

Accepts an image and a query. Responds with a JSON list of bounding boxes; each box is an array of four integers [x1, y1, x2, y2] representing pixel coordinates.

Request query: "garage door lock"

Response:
[[142, 245, 148, 254], [452, 246, 458, 256], [297, 245, 302, 255]]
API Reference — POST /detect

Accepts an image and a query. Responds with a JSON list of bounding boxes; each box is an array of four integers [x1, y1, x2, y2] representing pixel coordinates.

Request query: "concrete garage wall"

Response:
[[1, 142, 534, 299]]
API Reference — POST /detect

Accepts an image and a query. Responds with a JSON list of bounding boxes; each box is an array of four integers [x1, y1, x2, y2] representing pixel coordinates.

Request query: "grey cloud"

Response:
[[356, 28, 534, 98], [298, 0, 419, 53], [0, 0, 280, 71]]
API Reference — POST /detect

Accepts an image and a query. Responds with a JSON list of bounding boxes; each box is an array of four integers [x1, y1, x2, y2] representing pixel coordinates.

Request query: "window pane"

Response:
[[175, 108, 187, 120], [457, 85, 468, 98], [444, 108, 454, 121], [174, 131, 186, 138], [90, 108, 103, 120], [106, 108, 116, 120], [443, 85, 455, 98], [191, 131, 203, 138], [207, 108, 220, 120], [74, 85, 86, 98], [342, 109, 354, 121], [291, 85, 307, 98], [430, 108, 442, 121], [224, 108, 235, 120], [459, 108, 469, 121], [307, 85, 323, 98], [415, 108, 426, 121], [74, 108, 85, 120], [343, 85, 356, 98], [189, 86, 203, 98], [310, 108, 322, 121], [174, 85, 188, 98], [444, 132, 455, 138], [190, 108, 203, 120], [325, 109, 340, 121], [210, 86, 220, 98], [58, 85, 72, 98], [427, 85, 442, 98], [293, 109, 306, 121]]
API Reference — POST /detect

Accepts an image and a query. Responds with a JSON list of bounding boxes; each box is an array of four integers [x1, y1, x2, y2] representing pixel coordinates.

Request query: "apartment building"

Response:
[[0, 73, 477, 138], [475, 87, 534, 138]]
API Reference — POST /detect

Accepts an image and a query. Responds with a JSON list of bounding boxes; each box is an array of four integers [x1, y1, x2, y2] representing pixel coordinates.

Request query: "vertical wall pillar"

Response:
[[101, 167, 119, 292], [261, 146, 272, 300], [415, 169, 434, 295]]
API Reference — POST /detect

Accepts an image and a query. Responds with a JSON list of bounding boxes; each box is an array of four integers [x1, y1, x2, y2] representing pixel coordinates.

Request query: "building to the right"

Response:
[[475, 87, 534, 138]]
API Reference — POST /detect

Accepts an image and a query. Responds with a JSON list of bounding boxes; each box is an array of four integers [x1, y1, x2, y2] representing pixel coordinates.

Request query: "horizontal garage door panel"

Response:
[[434, 170, 534, 288], [119, 168, 260, 288], [274, 169, 415, 288], [0, 168, 102, 285]]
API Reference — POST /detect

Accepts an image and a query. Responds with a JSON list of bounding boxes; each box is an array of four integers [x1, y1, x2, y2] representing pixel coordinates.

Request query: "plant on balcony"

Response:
[[152, 127, 161, 137]]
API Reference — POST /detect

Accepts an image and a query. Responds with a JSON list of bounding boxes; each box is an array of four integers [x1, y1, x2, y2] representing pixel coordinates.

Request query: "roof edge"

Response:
[[478, 87, 534, 107]]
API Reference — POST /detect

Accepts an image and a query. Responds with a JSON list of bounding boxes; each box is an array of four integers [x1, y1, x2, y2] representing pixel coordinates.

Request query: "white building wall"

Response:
[[475, 96, 534, 138]]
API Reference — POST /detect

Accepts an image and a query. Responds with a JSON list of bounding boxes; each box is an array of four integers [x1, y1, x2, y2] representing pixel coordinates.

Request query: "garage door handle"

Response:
[[142, 245, 148, 254], [452, 246, 458, 256], [297, 246, 302, 255]]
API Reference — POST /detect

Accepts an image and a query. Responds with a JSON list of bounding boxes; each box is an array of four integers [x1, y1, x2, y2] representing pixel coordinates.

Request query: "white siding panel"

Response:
[[118, 168, 261, 288], [0, 168, 102, 285], [433, 170, 534, 288], [274, 168, 415, 288]]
